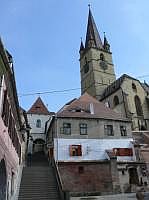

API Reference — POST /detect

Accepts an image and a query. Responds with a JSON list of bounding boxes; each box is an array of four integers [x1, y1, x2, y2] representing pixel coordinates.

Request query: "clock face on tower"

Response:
[[100, 61, 108, 71]]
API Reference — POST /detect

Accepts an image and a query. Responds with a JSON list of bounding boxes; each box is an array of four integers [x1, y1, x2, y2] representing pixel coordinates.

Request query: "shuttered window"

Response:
[[69, 145, 82, 156]]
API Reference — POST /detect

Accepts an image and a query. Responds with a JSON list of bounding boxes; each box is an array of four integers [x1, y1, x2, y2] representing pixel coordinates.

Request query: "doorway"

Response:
[[0, 159, 7, 200]]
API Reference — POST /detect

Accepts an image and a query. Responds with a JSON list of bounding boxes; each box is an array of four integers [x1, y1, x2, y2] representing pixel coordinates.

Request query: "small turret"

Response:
[[103, 32, 110, 52], [79, 39, 85, 52]]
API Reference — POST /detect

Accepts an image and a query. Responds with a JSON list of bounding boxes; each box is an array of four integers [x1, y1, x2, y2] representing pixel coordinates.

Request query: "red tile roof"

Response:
[[57, 93, 130, 121], [27, 97, 50, 115]]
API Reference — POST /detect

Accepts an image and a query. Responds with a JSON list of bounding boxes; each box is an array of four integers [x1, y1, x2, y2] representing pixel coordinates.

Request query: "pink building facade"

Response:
[[0, 38, 22, 200]]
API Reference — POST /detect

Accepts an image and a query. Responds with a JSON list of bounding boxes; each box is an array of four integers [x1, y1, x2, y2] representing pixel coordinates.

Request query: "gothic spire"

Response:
[[85, 7, 103, 49]]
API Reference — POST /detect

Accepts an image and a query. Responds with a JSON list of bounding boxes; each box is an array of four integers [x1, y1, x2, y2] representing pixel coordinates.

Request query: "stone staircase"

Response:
[[18, 152, 61, 200]]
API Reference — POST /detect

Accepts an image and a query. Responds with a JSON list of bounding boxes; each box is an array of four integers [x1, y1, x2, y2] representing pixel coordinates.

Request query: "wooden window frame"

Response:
[[120, 125, 127, 136], [63, 123, 71, 135], [79, 123, 87, 135], [104, 125, 114, 136]]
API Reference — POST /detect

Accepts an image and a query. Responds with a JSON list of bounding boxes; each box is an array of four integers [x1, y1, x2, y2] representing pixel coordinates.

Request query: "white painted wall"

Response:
[[54, 138, 134, 162], [27, 114, 50, 134], [27, 114, 51, 153]]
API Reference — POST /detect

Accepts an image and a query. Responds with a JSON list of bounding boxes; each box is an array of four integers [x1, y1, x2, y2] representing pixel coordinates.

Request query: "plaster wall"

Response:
[[54, 138, 134, 162], [56, 118, 132, 139], [27, 114, 50, 134]]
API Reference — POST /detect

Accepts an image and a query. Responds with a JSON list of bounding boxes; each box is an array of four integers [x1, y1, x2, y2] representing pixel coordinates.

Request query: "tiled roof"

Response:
[[141, 82, 149, 95], [57, 93, 130, 121], [101, 74, 140, 100], [27, 97, 50, 115]]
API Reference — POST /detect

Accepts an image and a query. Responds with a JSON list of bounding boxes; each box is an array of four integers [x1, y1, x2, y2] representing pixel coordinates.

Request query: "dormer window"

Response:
[[36, 119, 41, 128], [75, 108, 81, 112], [35, 106, 40, 109]]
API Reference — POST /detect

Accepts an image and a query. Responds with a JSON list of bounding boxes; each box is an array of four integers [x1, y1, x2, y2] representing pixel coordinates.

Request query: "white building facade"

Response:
[[27, 97, 54, 154]]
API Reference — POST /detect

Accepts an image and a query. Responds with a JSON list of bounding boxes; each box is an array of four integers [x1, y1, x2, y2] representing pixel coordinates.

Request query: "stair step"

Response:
[[18, 154, 61, 200]]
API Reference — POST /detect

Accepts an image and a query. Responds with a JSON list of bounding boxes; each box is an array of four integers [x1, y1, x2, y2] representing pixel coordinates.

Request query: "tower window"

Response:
[[113, 95, 119, 107], [83, 57, 89, 74], [36, 119, 41, 128], [134, 95, 143, 116], [100, 53, 105, 61]]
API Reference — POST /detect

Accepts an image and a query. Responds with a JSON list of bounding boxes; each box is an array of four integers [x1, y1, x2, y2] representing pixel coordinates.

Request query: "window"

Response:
[[84, 64, 89, 74], [69, 145, 82, 156], [83, 57, 89, 74], [78, 166, 84, 174], [100, 53, 105, 61], [129, 168, 139, 184], [113, 148, 133, 156], [2, 90, 10, 127], [120, 126, 127, 136], [36, 119, 41, 128], [104, 101, 110, 108], [134, 95, 143, 116], [113, 95, 119, 107], [104, 125, 114, 136], [132, 83, 137, 92], [63, 123, 71, 135], [11, 172, 14, 195], [80, 123, 87, 135]]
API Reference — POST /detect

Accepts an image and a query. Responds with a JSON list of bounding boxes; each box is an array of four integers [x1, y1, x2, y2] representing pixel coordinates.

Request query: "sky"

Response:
[[0, 0, 149, 112]]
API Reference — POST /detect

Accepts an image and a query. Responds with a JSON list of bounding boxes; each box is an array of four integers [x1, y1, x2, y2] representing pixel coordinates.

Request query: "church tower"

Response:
[[80, 8, 116, 100]]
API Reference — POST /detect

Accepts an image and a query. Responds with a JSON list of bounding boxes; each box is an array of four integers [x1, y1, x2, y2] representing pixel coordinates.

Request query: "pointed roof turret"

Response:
[[103, 32, 110, 52], [85, 7, 103, 49], [79, 39, 85, 52], [27, 97, 50, 115]]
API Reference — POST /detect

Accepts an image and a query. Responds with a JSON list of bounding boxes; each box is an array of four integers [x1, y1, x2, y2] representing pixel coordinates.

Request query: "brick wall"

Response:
[[58, 161, 113, 194]]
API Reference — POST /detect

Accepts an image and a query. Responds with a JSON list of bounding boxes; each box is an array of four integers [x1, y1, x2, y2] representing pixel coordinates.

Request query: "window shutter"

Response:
[[78, 145, 82, 156]]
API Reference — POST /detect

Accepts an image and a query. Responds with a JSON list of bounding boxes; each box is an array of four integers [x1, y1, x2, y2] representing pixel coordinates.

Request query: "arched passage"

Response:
[[0, 159, 7, 200], [33, 139, 45, 153]]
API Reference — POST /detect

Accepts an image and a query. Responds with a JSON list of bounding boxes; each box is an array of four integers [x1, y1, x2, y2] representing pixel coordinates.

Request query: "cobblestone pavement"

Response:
[[70, 193, 137, 200]]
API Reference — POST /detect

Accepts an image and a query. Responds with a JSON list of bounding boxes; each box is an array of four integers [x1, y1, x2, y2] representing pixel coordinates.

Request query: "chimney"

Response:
[[90, 103, 94, 114]]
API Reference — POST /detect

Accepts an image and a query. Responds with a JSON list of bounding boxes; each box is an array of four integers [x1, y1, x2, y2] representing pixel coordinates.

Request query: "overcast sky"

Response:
[[0, 0, 149, 112]]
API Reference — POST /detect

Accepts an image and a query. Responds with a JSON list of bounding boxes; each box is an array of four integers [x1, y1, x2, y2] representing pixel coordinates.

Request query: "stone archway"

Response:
[[33, 139, 45, 153], [0, 159, 7, 200]]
